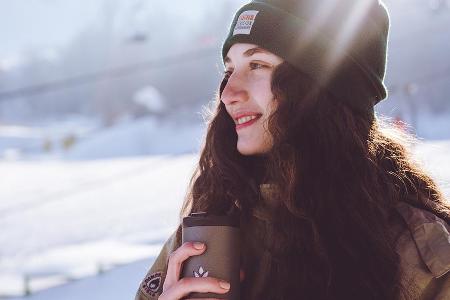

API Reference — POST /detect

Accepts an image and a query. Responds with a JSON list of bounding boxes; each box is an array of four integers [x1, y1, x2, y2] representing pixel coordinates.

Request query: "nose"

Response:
[[220, 71, 248, 106]]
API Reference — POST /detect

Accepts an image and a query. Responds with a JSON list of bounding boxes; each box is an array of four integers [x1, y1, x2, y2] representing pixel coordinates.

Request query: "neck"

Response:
[[248, 155, 270, 185]]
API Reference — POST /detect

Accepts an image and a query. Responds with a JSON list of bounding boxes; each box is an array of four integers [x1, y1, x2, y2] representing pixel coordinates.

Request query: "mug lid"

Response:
[[183, 212, 240, 228]]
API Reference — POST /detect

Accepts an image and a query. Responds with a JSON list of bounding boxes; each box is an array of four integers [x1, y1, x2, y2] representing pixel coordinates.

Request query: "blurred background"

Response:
[[0, 0, 449, 299]]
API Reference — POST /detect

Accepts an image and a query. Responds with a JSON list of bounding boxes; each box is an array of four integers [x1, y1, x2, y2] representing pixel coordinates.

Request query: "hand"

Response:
[[158, 241, 231, 300]]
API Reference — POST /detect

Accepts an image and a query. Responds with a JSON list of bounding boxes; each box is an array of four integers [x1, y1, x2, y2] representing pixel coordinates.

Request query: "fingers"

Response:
[[163, 242, 206, 291], [159, 277, 230, 300]]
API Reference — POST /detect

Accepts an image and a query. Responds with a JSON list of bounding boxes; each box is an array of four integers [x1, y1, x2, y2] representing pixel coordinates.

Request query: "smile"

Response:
[[235, 114, 262, 130]]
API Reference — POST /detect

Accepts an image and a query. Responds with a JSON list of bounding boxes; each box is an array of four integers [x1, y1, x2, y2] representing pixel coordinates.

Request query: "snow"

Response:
[[64, 118, 204, 160], [133, 86, 167, 114], [0, 116, 100, 160], [0, 154, 198, 298], [10, 258, 155, 300], [0, 115, 207, 298], [0, 116, 205, 160]]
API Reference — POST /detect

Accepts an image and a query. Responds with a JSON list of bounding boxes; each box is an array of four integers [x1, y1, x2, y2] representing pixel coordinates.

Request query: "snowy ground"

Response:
[[9, 258, 155, 300], [0, 154, 198, 298], [0, 140, 449, 300], [0, 116, 205, 160]]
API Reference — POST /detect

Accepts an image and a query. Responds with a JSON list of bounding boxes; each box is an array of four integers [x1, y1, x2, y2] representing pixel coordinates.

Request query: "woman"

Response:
[[136, 0, 450, 299]]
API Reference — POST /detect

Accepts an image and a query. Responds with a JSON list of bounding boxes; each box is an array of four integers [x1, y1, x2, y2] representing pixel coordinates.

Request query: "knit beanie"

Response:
[[222, 0, 390, 113]]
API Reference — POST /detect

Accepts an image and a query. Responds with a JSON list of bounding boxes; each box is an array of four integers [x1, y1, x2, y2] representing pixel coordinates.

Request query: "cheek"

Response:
[[251, 76, 275, 108]]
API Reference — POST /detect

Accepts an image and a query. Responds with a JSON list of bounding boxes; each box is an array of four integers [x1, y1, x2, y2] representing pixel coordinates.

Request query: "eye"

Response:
[[249, 62, 268, 70], [223, 69, 233, 79]]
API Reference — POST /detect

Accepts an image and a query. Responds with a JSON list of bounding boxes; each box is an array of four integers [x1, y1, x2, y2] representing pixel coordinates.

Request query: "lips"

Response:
[[235, 114, 262, 130]]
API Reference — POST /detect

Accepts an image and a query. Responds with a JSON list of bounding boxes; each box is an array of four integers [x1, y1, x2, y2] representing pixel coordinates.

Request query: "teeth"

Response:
[[237, 115, 258, 125]]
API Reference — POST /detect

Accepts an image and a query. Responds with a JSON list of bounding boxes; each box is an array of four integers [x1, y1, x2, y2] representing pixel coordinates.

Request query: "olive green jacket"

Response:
[[135, 187, 450, 300]]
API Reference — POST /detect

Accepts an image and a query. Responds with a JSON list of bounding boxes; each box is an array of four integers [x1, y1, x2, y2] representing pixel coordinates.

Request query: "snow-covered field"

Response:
[[0, 140, 449, 300], [0, 154, 198, 298], [0, 116, 205, 160], [8, 257, 155, 300]]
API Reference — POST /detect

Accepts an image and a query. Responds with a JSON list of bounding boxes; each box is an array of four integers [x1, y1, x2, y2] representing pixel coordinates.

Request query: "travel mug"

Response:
[[181, 212, 240, 300]]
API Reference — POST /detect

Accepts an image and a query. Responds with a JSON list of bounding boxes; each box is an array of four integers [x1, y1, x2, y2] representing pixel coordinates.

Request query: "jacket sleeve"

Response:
[[427, 272, 450, 300], [135, 225, 183, 300]]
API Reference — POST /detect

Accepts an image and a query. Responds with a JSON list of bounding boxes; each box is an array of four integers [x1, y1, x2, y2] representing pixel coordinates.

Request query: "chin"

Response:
[[237, 144, 269, 156], [238, 148, 257, 156]]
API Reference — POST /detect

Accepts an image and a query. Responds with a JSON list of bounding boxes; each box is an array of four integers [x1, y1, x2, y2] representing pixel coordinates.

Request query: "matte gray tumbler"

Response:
[[181, 212, 240, 300]]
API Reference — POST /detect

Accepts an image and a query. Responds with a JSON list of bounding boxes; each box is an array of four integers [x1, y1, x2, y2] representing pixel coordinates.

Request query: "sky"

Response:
[[0, 0, 106, 58], [0, 0, 238, 74], [0, 0, 234, 59]]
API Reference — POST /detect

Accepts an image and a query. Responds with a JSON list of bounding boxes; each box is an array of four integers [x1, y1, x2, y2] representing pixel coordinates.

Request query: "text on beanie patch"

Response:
[[233, 10, 259, 35]]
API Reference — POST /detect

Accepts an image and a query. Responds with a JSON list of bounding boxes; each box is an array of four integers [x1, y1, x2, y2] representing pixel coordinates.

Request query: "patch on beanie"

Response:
[[233, 10, 259, 35]]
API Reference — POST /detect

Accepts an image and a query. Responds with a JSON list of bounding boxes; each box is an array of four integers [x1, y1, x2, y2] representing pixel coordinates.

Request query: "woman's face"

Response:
[[221, 43, 283, 156]]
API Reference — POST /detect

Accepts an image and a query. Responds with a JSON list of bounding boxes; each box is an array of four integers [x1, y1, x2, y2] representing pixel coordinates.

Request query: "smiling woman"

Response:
[[135, 0, 450, 299]]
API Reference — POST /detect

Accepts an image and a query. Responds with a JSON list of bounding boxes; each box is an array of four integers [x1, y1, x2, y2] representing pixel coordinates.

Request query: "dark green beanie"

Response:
[[222, 0, 390, 113]]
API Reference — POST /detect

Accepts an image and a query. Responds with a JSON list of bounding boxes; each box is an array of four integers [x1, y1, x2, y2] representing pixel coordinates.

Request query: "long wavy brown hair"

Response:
[[180, 61, 450, 299]]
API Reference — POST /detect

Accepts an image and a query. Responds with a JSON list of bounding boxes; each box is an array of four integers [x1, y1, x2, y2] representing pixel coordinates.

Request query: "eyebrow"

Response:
[[224, 47, 271, 64]]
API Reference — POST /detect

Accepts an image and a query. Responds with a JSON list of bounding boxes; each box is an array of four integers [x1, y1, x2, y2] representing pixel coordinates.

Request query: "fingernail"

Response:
[[193, 242, 204, 250], [219, 280, 230, 290]]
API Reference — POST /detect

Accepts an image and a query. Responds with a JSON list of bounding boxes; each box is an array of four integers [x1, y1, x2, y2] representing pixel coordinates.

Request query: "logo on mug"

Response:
[[193, 266, 209, 278]]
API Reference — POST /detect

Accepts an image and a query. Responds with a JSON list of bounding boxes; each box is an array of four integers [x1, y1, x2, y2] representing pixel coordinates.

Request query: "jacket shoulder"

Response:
[[395, 202, 450, 299], [135, 225, 182, 300], [396, 202, 450, 278]]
